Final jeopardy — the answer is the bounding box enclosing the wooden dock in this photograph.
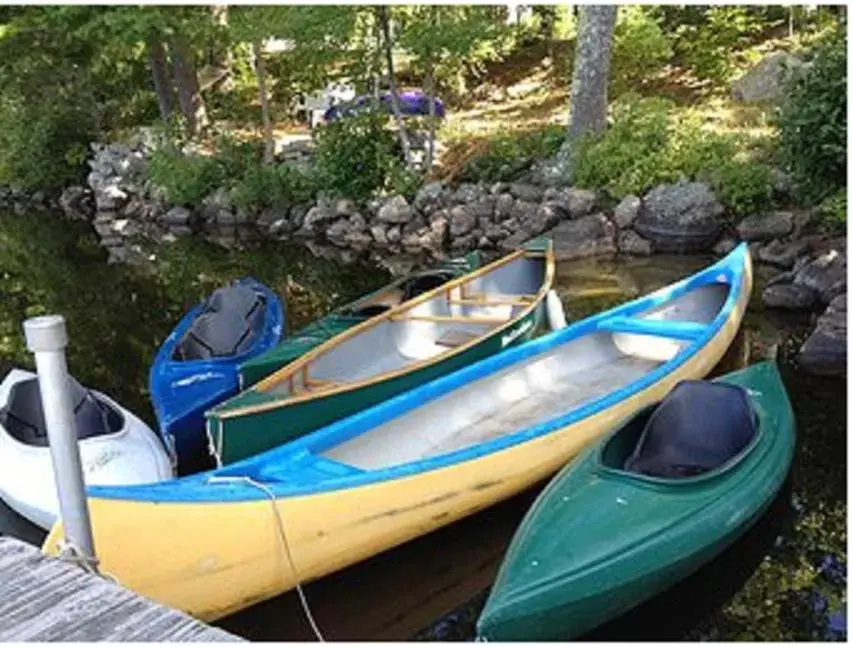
[0,538,243,642]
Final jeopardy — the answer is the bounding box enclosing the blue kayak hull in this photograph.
[149,278,284,470]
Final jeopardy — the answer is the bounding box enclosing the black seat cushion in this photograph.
[623,380,757,478]
[401,270,455,301]
[175,283,267,361]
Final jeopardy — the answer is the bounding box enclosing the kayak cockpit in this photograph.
[600,379,760,480]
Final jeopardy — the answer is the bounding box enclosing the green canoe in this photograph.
[477,361,796,641]
[238,251,483,387]
[207,238,555,465]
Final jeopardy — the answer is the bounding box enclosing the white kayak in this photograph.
[0,369,173,529]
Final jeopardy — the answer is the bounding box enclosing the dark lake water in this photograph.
[0,212,846,641]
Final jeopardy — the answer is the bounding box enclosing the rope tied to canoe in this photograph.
[206,475,325,642]
[55,538,120,585]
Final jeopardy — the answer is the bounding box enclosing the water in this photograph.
[0,212,845,641]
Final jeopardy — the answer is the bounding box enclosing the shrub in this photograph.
[572,96,775,217]
[452,124,566,183]
[776,31,846,204]
[148,147,225,208]
[0,96,95,193]
[817,189,847,228]
[230,163,316,211]
[313,110,400,201]
[611,6,673,95]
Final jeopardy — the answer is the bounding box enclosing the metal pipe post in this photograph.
[23,315,96,562]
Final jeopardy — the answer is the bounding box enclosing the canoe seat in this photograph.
[597,316,708,341]
[624,380,757,478]
[230,452,363,486]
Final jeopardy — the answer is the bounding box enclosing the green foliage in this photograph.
[455,124,566,183]
[817,189,847,228]
[776,31,847,204]
[313,111,401,201]
[572,96,774,216]
[230,163,316,211]
[148,147,225,207]
[611,6,673,94]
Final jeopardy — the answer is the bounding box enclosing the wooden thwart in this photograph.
[0,538,242,642]
[446,295,533,307]
[391,314,508,324]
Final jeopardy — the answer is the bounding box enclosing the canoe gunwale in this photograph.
[211,242,555,419]
[92,244,752,504]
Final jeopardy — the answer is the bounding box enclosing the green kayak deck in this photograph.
[477,361,796,641]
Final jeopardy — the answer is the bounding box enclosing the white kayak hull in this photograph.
[0,369,173,529]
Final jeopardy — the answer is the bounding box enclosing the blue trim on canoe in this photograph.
[596,316,708,341]
[148,277,285,463]
[96,244,748,503]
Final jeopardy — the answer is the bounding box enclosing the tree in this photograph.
[569,5,617,140]
[377,6,413,169]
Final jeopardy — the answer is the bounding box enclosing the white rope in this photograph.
[207,475,325,642]
[55,539,120,585]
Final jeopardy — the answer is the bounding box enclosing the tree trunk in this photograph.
[424,7,439,172]
[252,39,275,165]
[378,6,413,170]
[568,5,617,141]
[148,35,175,125]
[170,34,209,136]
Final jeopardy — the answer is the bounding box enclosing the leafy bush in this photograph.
[148,147,225,207]
[0,97,96,193]
[572,96,774,217]
[776,31,846,204]
[611,7,673,94]
[452,124,566,183]
[313,111,400,201]
[230,163,316,211]
[817,189,847,228]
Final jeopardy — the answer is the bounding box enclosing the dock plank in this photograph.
[0,538,243,642]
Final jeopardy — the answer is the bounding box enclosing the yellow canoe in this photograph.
[43,244,752,622]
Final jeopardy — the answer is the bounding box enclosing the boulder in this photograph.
[377,195,413,224]
[449,205,478,237]
[370,224,389,248]
[730,52,804,104]
[58,186,93,221]
[300,203,338,234]
[543,187,597,219]
[413,181,445,211]
[163,206,193,227]
[756,238,811,269]
[548,213,617,261]
[619,230,653,256]
[793,249,847,304]
[344,230,373,252]
[453,183,482,204]
[334,198,358,218]
[798,294,847,377]
[613,195,641,229]
[326,219,352,247]
[494,194,515,222]
[736,211,794,241]
[509,183,544,203]
[762,284,818,310]
[713,238,738,256]
[634,181,724,253]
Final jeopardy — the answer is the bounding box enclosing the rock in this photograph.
[756,238,811,269]
[95,184,129,212]
[510,183,544,203]
[164,206,193,227]
[731,52,805,104]
[344,230,373,252]
[548,213,617,261]
[215,210,236,227]
[762,283,818,310]
[509,199,538,224]
[387,225,402,244]
[335,199,358,217]
[326,219,352,247]
[490,182,511,195]
[58,186,92,220]
[613,195,641,229]
[713,238,738,256]
[737,211,794,241]
[619,230,653,256]
[428,214,449,250]
[771,168,794,196]
[289,204,309,230]
[634,181,724,253]
[370,224,389,248]
[377,195,413,224]
[793,249,847,304]
[301,203,338,234]
[798,294,847,376]
[494,194,515,221]
[402,214,427,236]
[450,232,479,253]
[414,181,445,210]
[469,196,496,222]
[111,218,140,238]
[348,212,367,231]
[449,205,478,237]
[543,187,597,219]
[453,183,482,204]
[483,224,508,242]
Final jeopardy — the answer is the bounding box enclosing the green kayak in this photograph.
[477,361,796,641]
[237,251,483,387]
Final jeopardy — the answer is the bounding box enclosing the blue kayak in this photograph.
[149,278,284,471]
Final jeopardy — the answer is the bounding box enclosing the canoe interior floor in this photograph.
[323,354,660,470]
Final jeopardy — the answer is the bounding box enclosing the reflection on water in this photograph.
[0,214,845,641]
